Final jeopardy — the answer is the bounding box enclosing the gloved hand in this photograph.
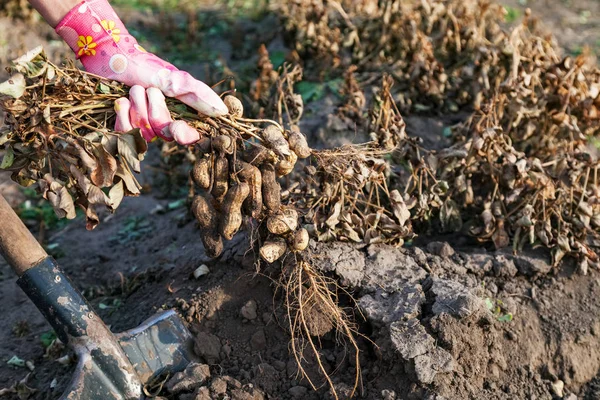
[55,0,227,145]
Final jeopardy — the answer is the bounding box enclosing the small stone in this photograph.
[210,377,227,395]
[250,329,267,351]
[193,265,210,279]
[194,332,222,364]
[222,344,232,357]
[564,394,577,400]
[381,389,397,400]
[426,242,455,258]
[550,380,564,398]
[288,386,308,398]
[241,300,258,320]
[166,363,211,394]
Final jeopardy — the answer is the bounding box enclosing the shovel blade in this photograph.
[116,310,195,383]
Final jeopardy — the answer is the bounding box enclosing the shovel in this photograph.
[0,193,195,399]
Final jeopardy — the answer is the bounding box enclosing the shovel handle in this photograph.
[0,193,48,276]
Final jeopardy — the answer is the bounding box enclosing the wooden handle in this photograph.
[0,194,48,276]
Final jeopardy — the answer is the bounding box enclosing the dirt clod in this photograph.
[165,363,210,394]
[240,300,258,320]
[430,278,485,319]
[390,319,435,360]
[359,285,424,326]
[426,242,455,258]
[250,329,267,351]
[193,332,222,364]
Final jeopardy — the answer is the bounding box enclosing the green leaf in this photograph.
[269,51,286,69]
[497,313,513,323]
[167,199,186,210]
[98,83,111,94]
[485,298,494,311]
[98,303,108,310]
[7,355,26,367]
[1,146,15,169]
[40,331,57,348]
[295,81,326,103]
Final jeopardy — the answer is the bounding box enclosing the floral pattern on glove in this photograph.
[77,35,97,56]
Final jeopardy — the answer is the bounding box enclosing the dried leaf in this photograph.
[390,189,410,226]
[117,129,147,174]
[90,144,117,187]
[0,74,26,99]
[108,180,125,210]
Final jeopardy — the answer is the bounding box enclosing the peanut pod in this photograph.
[196,137,212,154]
[243,145,277,166]
[290,228,309,252]
[212,156,229,202]
[191,157,211,190]
[262,125,291,158]
[275,151,298,177]
[191,193,223,258]
[266,208,298,235]
[260,237,287,263]
[224,95,244,118]
[235,160,263,219]
[219,182,250,240]
[287,127,311,159]
[261,164,281,212]
[212,134,235,155]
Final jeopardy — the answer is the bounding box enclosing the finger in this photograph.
[128,85,156,142]
[114,97,133,132]
[155,70,228,117]
[169,120,200,145]
[147,87,174,141]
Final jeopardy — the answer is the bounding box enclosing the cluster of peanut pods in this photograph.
[190,96,311,260]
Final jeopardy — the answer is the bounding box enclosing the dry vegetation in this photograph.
[2,0,600,397]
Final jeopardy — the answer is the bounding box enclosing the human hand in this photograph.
[55,0,227,144]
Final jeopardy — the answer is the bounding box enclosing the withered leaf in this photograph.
[117,129,147,174]
[90,144,117,187]
[115,161,141,196]
[0,74,26,99]
[108,180,125,210]
[325,200,342,229]
[390,189,410,226]
[39,175,76,220]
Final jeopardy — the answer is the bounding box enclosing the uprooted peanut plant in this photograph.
[2,0,600,397]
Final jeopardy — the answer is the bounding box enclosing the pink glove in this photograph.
[55,0,227,144]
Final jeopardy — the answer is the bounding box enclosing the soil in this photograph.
[2,1,600,400]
